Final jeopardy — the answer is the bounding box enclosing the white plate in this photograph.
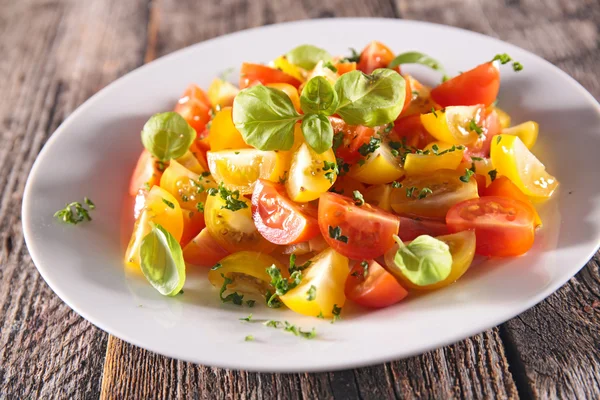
[22,18,600,372]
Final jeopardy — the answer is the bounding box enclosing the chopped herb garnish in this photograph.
[214,183,248,212]
[353,190,365,206]
[512,62,523,71]
[341,47,360,63]
[196,202,205,212]
[54,200,95,225]
[84,197,95,210]
[234,151,240,155]
[332,304,342,323]
[156,161,166,172]
[384,123,394,133]
[289,254,312,274]
[207,187,218,196]
[332,132,344,151]
[181,194,189,202]
[264,320,281,328]
[352,260,369,278]
[323,160,339,183]
[460,163,476,183]
[278,171,288,184]
[418,187,433,199]
[392,181,402,189]
[211,262,222,270]
[488,169,498,181]
[245,335,254,341]
[335,157,350,176]
[470,156,483,161]
[406,186,417,198]
[358,136,381,157]
[162,198,175,209]
[246,300,256,308]
[469,119,484,135]
[492,53,512,64]
[496,136,502,144]
[324,61,338,72]
[266,265,302,307]
[201,171,211,177]
[284,321,317,339]
[328,226,348,243]
[317,311,325,319]
[306,285,317,301]
[431,107,438,118]
[219,274,245,305]
[240,314,253,322]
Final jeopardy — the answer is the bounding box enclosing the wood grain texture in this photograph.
[0,0,150,397]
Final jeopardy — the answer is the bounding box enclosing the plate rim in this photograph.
[22,17,600,372]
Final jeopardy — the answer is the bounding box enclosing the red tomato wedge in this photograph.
[357,41,396,74]
[398,216,450,242]
[463,108,501,160]
[174,84,212,136]
[252,179,320,245]
[330,117,376,165]
[446,196,535,257]
[239,63,301,89]
[345,260,408,309]
[128,150,163,196]
[335,62,357,75]
[393,114,436,149]
[484,176,542,226]
[318,192,400,260]
[182,228,229,267]
[431,62,500,107]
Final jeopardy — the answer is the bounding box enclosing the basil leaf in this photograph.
[300,76,339,116]
[334,69,406,127]
[388,51,445,73]
[140,223,186,296]
[141,112,196,161]
[286,44,332,70]
[392,235,452,286]
[301,114,334,154]
[232,85,301,151]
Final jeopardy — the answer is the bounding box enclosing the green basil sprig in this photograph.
[286,44,332,70]
[392,235,452,286]
[140,223,186,296]
[300,76,339,115]
[232,85,302,151]
[388,51,445,74]
[141,112,196,161]
[335,69,406,127]
[233,70,405,154]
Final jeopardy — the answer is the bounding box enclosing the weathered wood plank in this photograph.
[0,0,150,397]
[100,0,517,398]
[398,0,600,398]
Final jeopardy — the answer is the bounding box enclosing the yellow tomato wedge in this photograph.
[363,184,393,211]
[501,121,539,149]
[280,248,349,318]
[404,141,464,176]
[160,160,216,211]
[279,123,305,173]
[204,191,277,253]
[208,107,251,152]
[348,141,404,184]
[420,105,485,145]
[207,251,284,297]
[490,135,558,198]
[266,83,301,113]
[125,186,184,272]
[207,78,239,109]
[491,106,511,129]
[270,56,305,82]
[286,143,336,202]
[384,231,476,290]
[175,151,206,175]
[207,149,286,195]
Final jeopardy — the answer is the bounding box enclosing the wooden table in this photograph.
[1,0,599,398]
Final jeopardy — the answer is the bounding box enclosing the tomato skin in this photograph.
[474,174,488,195]
[239,63,302,89]
[431,62,499,107]
[318,192,400,260]
[252,179,320,245]
[182,228,229,267]
[398,216,449,242]
[446,196,535,257]
[180,209,206,247]
[393,115,435,149]
[174,84,212,136]
[330,117,375,165]
[357,41,396,74]
[335,62,357,75]
[345,260,408,309]
[129,150,163,196]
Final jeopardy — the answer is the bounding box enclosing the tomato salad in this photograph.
[124,42,558,319]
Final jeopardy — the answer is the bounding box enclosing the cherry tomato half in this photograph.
[431,62,500,107]
[318,192,400,260]
[128,150,163,196]
[174,84,212,136]
[330,117,375,165]
[252,179,320,245]
[345,260,408,309]
[357,41,396,74]
[397,216,450,242]
[484,176,542,226]
[239,63,301,89]
[446,196,535,257]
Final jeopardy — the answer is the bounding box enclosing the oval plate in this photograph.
[22,18,600,372]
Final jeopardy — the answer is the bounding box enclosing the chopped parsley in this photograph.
[212,183,248,212]
[469,119,484,135]
[332,304,342,323]
[384,123,394,133]
[352,190,365,206]
[219,274,245,306]
[306,285,317,301]
[196,202,205,212]
[406,186,417,198]
[278,171,288,184]
[418,188,433,199]
[264,320,281,328]
[492,53,512,64]
[284,321,316,339]
[317,311,325,319]
[162,198,175,209]
[431,107,438,118]
[323,160,339,183]
[246,300,256,308]
[201,171,211,177]
[324,61,338,72]
[266,265,302,307]
[156,161,166,172]
[289,254,312,274]
[54,199,95,225]
[488,169,498,181]
[211,262,222,270]
[240,314,253,322]
[352,260,369,278]
[358,136,381,157]
[328,226,348,243]
[496,136,502,144]
[391,181,402,189]
[460,163,476,183]
[512,61,523,71]
[470,156,484,161]
[336,157,350,176]
[332,132,344,151]
[340,47,360,63]
[245,335,254,341]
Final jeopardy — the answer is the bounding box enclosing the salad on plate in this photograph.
[115,41,558,323]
